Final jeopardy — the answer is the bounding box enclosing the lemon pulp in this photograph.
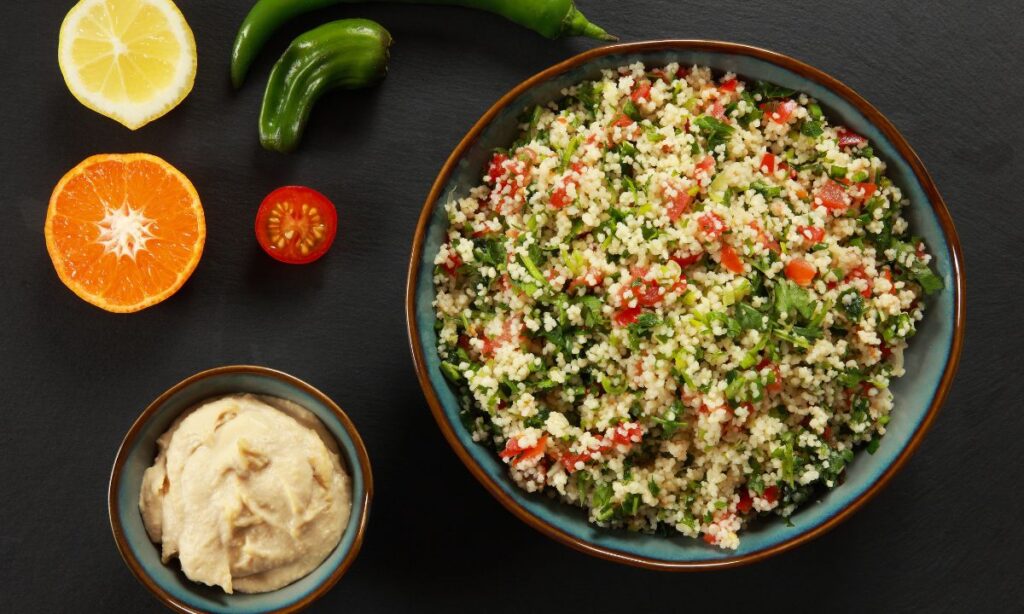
[58,0,196,130]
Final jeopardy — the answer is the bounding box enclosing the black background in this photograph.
[2,1,1022,612]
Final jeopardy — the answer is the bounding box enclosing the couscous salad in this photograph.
[432,63,942,549]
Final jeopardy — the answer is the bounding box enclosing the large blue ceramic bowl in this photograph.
[407,41,964,569]
[108,366,373,612]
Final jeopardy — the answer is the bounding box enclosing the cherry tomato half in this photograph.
[255,186,338,264]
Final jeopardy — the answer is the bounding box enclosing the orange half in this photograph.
[45,153,205,313]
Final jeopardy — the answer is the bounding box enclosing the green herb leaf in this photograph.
[838,368,866,389]
[801,120,823,137]
[753,81,796,100]
[838,288,864,320]
[773,280,815,321]
[440,361,462,383]
[693,115,735,150]
[645,126,666,142]
[578,295,608,329]
[575,82,600,112]
[911,261,944,295]
[623,99,642,121]
[750,180,782,199]
[648,478,661,497]
[735,302,768,331]
[560,135,582,171]
[519,251,549,287]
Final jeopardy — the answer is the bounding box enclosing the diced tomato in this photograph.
[664,181,693,221]
[667,193,692,221]
[614,305,642,326]
[719,78,738,93]
[611,422,643,446]
[695,155,716,176]
[763,486,780,504]
[480,335,498,356]
[566,270,603,294]
[549,162,585,209]
[550,186,572,209]
[560,452,591,473]
[737,490,753,513]
[697,212,727,240]
[837,128,866,148]
[470,223,499,238]
[676,66,689,78]
[749,221,780,253]
[762,99,797,124]
[670,276,688,295]
[797,225,825,244]
[499,436,547,466]
[816,180,849,212]
[845,266,873,298]
[480,319,523,357]
[515,436,547,465]
[441,249,462,277]
[487,153,508,181]
[612,114,635,128]
[719,244,745,274]
[757,359,783,393]
[777,161,798,181]
[486,152,530,214]
[784,258,816,286]
[879,343,893,360]
[670,251,703,268]
[498,438,521,459]
[823,426,833,441]
[759,152,776,175]
[709,100,725,120]
[854,182,877,201]
[636,280,664,307]
[562,425,640,472]
[620,271,664,308]
[631,80,652,103]
[703,532,717,545]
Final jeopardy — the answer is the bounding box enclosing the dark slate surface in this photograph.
[2,1,1020,611]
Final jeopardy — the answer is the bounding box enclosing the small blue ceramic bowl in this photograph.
[406,41,965,569]
[109,366,373,612]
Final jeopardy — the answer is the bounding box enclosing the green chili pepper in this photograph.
[259,19,392,153]
[231,0,616,88]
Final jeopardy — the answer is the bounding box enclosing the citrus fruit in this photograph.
[44,154,206,313]
[57,0,197,130]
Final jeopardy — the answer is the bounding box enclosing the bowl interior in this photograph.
[112,369,369,613]
[412,45,959,565]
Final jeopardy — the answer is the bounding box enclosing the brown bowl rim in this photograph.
[405,39,965,570]
[107,365,374,612]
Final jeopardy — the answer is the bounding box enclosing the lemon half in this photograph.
[58,0,197,130]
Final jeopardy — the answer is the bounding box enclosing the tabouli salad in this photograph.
[431,62,942,549]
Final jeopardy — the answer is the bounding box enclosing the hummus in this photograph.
[139,394,351,594]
